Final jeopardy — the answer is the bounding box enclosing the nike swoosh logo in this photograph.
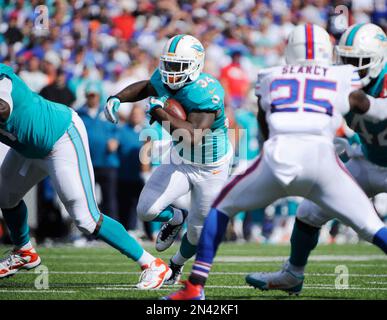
[9,256,31,269]
[209,89,215,94]
[10,262,26,270]
[268,282,286,289]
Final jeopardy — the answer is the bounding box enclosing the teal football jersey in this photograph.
[0,64,72,158]
[345,63,387,167]
[150,69,229,164]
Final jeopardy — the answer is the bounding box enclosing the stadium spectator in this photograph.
[352,0,374,23]
[69,66,104,108]
[112,4,136,40]
[3,12,23,45]
[19,55,48,92]
[78,82,120,219]
[42,51,61,85]
[40,69,76,107]
[219,50,250,109]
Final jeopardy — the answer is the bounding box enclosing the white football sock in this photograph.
[136,250,155,268]
[18,241,33,251]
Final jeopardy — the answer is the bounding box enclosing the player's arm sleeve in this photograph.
[350,69,362,91]
[338,66,363,115]
[255,70,270,112]
[362,95,387,121]
[257,99,269,148]
[0,76,13,113]
[255,72,263,97]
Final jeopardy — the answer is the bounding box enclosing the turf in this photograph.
[0,242,386,300]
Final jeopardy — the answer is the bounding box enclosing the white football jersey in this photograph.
[255,64,362,140]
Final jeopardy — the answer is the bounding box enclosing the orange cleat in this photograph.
[136,258,172,290]
[162,280,205,300]
[0,247,41,279]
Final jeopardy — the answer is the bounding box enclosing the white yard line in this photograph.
[0,289,76,293]
[94,285,387,291]
[16,271,387,277]
[305,273,387,278]
[303,286,387,291]
[39,254,387,262]
[34,261,385,268]
[215,255,387,262]
[2,284,385,292]
[1,284,385,293]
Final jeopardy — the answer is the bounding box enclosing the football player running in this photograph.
[0,63,171,289]
[163,23,387,300]
[243,23,387,296]
[105,34,232,285]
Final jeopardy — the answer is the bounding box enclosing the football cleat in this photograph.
[0,247,41,279]
[136,258,172,290]
[245,261,304,295]
[164,260,184,285]
[156,209,188,252]
[161,280,205,300]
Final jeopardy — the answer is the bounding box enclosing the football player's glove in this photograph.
[147,95,169,125]
[104,96,121,124]
[147,95,169,113]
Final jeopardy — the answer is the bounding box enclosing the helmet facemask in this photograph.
[336,22,386,87]
[335,46,384,86]
[159,55,202,90]
[159,34,205,90]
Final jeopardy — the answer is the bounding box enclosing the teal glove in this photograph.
[348,132,362,146]
[104,96,121,124]
[147,95,169,113]
[147,95,169,125]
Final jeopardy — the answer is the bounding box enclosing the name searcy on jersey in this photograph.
[281,65,328,77]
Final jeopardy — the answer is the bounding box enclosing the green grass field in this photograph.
[0,242,386,300]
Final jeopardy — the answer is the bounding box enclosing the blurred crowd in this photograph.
[0,0,386,246]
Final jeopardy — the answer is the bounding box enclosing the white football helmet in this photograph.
[285,23,333,66]
[336,23,386,86]
[159,34,205,90]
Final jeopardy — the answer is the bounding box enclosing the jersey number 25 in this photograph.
[270,79,337,116]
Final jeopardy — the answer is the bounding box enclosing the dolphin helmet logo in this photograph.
[191,44,204,52]
[375,34,386,42]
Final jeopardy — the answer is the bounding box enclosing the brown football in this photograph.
[164,98,187,121]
